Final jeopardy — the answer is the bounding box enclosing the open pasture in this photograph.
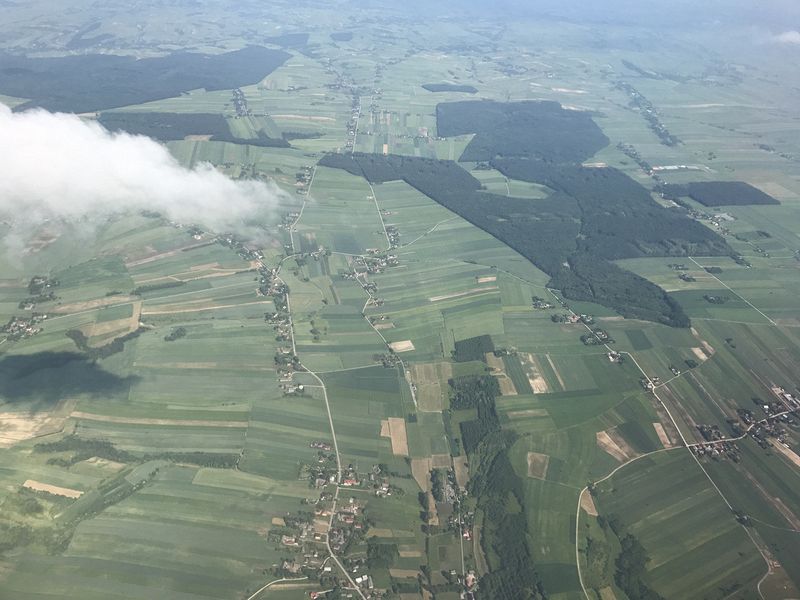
[593,451,765,600]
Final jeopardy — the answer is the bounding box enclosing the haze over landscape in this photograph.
[0,2,799,600]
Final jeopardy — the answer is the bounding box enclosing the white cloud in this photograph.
[0,105,285,234]
[773,30,800,44]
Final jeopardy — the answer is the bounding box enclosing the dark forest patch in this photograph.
[98,112,289,147]
[264,33,309,48]
[435,100,608,163]
[454,335,495,362]
[422,83,478,94]
[662,181,779,207]
[330,32,354,42]
[319,152,731,327]
[0,46,290,113]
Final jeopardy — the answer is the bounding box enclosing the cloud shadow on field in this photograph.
[0,352,137,406]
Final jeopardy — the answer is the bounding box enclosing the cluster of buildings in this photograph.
[616,142,653,175]
[1,313,47,341]
[694,424,741,461]
[279,211,302,232]
[305,443,338,488]
[693,386,799,458]
[19,275,59,310]
[372,352,401,369]
[295,166,313,196]
[346,96,361,151]
[531,296,555,310]
[257,262,297,389]
[216,233,264,262]
[361,250,399,275]
[322,59,362,152]
[615,80,680,147]
[581,327,612,346]
[745,389,799,450]
[231,88,250,117]
[639,376,660,392]
[551,312,594,325]
[384,225,400,249]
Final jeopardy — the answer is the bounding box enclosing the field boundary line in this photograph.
[688,257,776,326]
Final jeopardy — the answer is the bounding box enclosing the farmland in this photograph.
[1,1,800,599]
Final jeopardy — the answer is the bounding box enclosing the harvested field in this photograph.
[596,429,638,462]
[124,242,209,267]
[387,417,409,456]
[390,569,421,578]
[70,411,248,428]
[411,457,432,491]
[0,399,74,448]
[81,457,125,471]
[428,286,497,303]
[486,353,517,395]
[141,299,270,315]
[271,114,335,122]
[271,517,286,527]
[546,354,566,389]
[411,362,451,412]
[51,296,136,313]
[476,275,497,283]
[496,376,517,395]
[374,322,395,330]
[453,456,469,488]
[690,327,715,358]
[773,443,800,469]
[367,528,394,538]
[599,587,618,600]
[653,422,675,448]
[580,491,598,516]
[521,353,549,393]
[268,582,316,592]
[431,454,451,469]
[426,492,439,527]
[527,452,550,479]
[313,519,329,534]
[23,480,82,499]
[388,340,415,353]
[399,550,423,558]
[507,409,548,418]
[84,301,142,340]
[25,229,60,253]
[485,352,504,372]
[474,512,489,576]
[379,419,391,437]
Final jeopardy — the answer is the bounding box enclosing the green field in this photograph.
[2,2,800,599]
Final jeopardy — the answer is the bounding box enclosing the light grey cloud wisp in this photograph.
[772,30,800,44]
